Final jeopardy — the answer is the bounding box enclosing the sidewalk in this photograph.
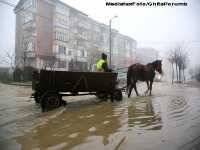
[7,81,32,86]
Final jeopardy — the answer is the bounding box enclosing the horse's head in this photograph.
[155,60,162,74]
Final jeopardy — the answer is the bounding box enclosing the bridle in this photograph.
[155,64,161,72]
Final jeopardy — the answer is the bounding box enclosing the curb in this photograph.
[5,82,32,87]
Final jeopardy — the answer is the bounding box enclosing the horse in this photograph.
[126,60,162,98]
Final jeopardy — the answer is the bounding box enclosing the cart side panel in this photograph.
[36,70,118,93]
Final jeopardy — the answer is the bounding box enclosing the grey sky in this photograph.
[0,0,200,67]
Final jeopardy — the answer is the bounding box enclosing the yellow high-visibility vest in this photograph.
[97,59,106,69]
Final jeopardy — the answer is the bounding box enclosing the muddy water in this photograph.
[0,82,200,150]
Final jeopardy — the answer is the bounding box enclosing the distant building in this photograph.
[0,67,13,78]
[14,0,137,71]
[136,47,158,64]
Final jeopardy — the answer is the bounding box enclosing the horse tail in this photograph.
[125,66,133,95]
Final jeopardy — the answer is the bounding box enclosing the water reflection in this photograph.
[127,98,162,130]
[16,102,122,149]
[15,95,162,149]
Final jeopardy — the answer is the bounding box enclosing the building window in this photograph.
[24,13,36,23]
[53,32,69,42]
[75,28,87,36]
[85,43,91,49]
[53,45,73,56]
[87,34,92,40]
[80,50,84,57]
[24,0,37,9]
[53,45,66,54]
[24,42,35,51]
[54,18,69,29]
[59,46,66,54]
[58,61,66,68]
[77,40,87,47]
[76,50,87,57]
[93,26,101,33]
[126,44,131,50]
[102,45,109,52]
[113,40,118,46]
[93,35,99,42]
[103,36,109,43]
[55,5,69,17]
[87,23,91,29]
[68,50,72,56]
[125,51,131,57]
[43,60,49,67]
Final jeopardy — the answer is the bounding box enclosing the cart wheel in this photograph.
[113,89,123,101]
[34,92,41,103]
[41,91,62,112]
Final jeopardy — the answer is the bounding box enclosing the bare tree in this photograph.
[165,41,190,83]
[176,43,190,82]
[42,53,59,70]
[0,51,15,69]
[166,47,175,84]
[49,54,58,70]
[87,50,101,71]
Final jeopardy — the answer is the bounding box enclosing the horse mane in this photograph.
[147,60,159,68]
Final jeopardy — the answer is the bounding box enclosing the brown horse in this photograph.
[126,60,162,98]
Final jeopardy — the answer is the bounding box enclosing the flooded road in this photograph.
[0,81,200,150]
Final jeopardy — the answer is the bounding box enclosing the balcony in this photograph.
[54,13,69,20]
[76,45,87,51]
[75,21,87,29]
[75,56,87,62]
[55,54,72,60]
[26,51,36,58]
[76,33,87,40]
[23,22,36,33]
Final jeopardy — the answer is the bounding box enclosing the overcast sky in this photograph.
[0,0,200,67]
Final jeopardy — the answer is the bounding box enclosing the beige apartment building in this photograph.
[136,47,158,65]
[14,0,137,71]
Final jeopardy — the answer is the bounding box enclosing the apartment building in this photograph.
[136,47,158,64]
[14,0,137,71]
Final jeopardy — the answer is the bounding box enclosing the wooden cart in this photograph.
[31,69,123,111]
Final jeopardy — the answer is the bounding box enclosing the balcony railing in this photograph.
[26,51,36,58]
[76,33,87,40]
[75,56,87,62]
[55,53,72,60]
[75,21,87,29]
[23,22,36,32]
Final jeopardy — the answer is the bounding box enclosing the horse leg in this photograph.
[145,81,150,94]
[128,84,134,98]
[149,80,153,96]
[133,81,139,96]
